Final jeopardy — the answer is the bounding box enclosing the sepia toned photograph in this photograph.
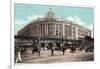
[14,3,94,64]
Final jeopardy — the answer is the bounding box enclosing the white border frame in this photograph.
[10,0,95,69]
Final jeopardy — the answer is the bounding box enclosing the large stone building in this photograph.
[18,8,91,40]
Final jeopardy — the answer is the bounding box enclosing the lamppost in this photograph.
[61,34,63,48]
[61,22,66,55]
[74,38,76,52]
[38,37,41,56]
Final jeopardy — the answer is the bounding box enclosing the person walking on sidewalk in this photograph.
[38,47,41,56]
[62,46,66,55]
[16,51,22,63]
[51,46,55,56]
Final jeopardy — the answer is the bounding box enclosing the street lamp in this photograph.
[61,22,66,55]
[38,37,41,56]
[61,34,63,47]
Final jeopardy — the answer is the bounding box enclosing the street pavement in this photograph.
[20,50,94,63]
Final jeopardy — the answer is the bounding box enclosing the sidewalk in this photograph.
[20,50,94,63]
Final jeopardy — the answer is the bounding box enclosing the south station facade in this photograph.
[15,8,91,52]
[18,8,91,39]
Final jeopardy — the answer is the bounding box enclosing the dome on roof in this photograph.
[45,8,56,19]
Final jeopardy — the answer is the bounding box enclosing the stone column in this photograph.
[45,24,46,36]
[76,26,78,40]
[55,24,56,36]
[58,24,59,37]
[53,41,56,48]
[42,24,43,36]
[53,24,55,36]
[63,24,65,38]
[47,24,48,36]
[45,41,48,50]
[71,23,73,39]
[41,24,42,36]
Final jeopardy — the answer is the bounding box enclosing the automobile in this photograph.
[85,46,94,52]
[55,47,60,50]
[70,46,76,53]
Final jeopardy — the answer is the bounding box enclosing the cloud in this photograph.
[15,19,29,25]
[66,16,93,37]
[15,15,44,35]
[66,16,86,26]
[15,19,30,35]
[27,15,44,21]
[88,24,94,37]
[88,24,93,31]
[66,16,74,21]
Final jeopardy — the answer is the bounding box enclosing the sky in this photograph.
[15,3,94,37]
